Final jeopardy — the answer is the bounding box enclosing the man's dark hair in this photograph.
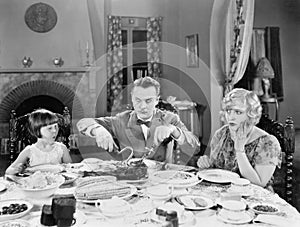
[132,76,160,95]
[28,108,58,138]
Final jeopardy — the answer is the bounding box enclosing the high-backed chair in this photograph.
[8,107,71,164]
[256,114,295,204]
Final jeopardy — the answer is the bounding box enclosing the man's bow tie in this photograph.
[137,119,151,127]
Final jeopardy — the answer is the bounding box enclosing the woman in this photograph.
[197,88,281,188]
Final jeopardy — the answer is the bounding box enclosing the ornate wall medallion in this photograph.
[24,2,57,33]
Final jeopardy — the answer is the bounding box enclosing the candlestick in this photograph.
[85,41,90,67]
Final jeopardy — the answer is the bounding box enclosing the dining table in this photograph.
[0,160,300,227]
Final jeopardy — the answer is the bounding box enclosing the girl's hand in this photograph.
[197,155,211,169]
[6,163,25,175]
[231,121,252,151]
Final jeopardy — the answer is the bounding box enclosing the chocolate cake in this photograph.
[52,197,76,220]
[40,204,56,226]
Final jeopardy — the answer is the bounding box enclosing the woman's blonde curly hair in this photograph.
[220,88,262,125]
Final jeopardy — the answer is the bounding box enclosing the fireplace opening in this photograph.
[15,95,65,117]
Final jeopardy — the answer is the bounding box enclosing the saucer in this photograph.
[217,210,254,224]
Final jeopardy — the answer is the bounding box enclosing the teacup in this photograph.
[219,200,247,221]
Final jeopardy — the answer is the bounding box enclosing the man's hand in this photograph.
[153,125,178,145]
[93,126,116,152]
[197,155,211,169]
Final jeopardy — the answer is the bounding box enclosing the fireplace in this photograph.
[0,69,97,139]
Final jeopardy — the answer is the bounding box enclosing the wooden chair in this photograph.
[8,107,71,164]
[256,114,295,204]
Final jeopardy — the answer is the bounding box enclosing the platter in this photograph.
[249,203,279,215]
[0,199,33,221]
[149,170,199,187]
[175,195,215,210]
[197,169,240,183]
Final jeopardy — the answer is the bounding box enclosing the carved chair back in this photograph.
[8,107,71,164]
[256,114,295,204]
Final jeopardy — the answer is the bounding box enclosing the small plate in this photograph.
[0,182,7,192]
[175,195,215,210]
[197,169,240,183]
[217,210,254,224]
[0,199,33,221]
[249,203,280,215]
[150,209,195,225]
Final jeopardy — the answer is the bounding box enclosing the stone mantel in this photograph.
[0,67,95,73]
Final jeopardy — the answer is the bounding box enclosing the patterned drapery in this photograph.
[146,17,162,79]
[210,0,255,95]
[107,15,123,112]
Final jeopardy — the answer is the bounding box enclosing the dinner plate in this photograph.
[217,210,254,225]
[26,164,64,173]
[0,182,7,192]
[76,184,137,204]
[197,169,240,183]
[175,195,215,210]
[0,199,33,221]
[149,170,199,187]
[249,202,280,215]
[0,219,30,227]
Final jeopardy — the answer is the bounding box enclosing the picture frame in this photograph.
[185,34,199,67]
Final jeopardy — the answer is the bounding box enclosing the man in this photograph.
[77,76,199,163]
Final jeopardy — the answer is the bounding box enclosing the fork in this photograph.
[143,144,157,160]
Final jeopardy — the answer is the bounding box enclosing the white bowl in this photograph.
[18,174,64,198]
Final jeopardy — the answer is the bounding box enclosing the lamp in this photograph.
[255,57,275,100]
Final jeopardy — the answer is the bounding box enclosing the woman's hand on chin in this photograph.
[197,155,211,169]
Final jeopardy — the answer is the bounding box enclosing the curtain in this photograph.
[210,0,255,95]
[146,17,162,79]
[107,15,123,112]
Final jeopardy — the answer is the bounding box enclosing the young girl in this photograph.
[6,108,72,175]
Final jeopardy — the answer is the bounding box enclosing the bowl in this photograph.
[96,197,131,218]
[17,172,64,198]
[146,184,172,199]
